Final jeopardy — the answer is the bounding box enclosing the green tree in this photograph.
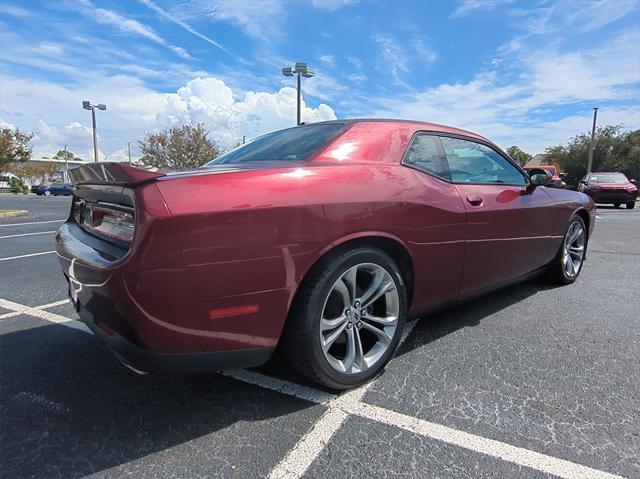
[505,145,532,166]
[0,127,34,173]
[14,162,59,185]
[545,125,640,186]
[53,149,78,162]
[139,123,222,170]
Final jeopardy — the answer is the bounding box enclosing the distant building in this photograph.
[27,157,88,183]
[524,154,549,167]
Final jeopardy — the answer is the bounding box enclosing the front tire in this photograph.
[613,202,621,208]
[627,201,636,209]
[44,190,51,196]
[282,247,407,390]
[548,215,587,285]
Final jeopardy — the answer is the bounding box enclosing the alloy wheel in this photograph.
[319,263,399,375]
[562,221,585,278]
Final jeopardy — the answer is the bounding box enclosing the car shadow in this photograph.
[0,321,318,479]
[394,275,558,359]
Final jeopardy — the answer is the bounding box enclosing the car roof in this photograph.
[310,118,490,143]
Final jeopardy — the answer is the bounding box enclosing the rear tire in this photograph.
[282,247,407,390]
[613,202,621,208]
[627,201,636,209]
[548,215,587,285]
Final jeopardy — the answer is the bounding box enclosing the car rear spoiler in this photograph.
[69,163,166,186]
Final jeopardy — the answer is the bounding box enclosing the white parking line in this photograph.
[267,319,417,479]
[0,298,89,333]
[349,402,624,479]
[0,298,629,479]
[0,230,56,239]
[0,250,56,262]
[0,219,65,227]
[0,299,69,320]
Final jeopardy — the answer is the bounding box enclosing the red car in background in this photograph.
[578,172,638,209]
[523,165,566,188]
[56,120,595,389]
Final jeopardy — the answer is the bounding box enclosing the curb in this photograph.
[0,210,29,219]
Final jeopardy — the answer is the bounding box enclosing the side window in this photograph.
[440,136,527,185]
[403,134,450,181]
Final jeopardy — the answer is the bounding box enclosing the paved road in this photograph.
[1,193,639,478]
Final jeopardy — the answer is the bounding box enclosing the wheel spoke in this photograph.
[565,253,575,276]
[343,327,356,372]
[363,313,398,326]
[332,280,351,308]
[568,224,583,245]
[322,321,348,351]
[360,321,393,345]
[359,269,384,306]
[361,276,395,308]
[341,266,358,304]
[353,327,365,371]
[321,314,348,332]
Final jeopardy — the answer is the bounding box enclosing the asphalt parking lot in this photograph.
[1,193,639,479]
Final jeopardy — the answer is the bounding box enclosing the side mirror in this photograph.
[528,168,550,186]
[559,172,567,179]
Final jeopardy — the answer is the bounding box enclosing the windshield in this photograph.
[589,173,629,184]
[206,123,345,166]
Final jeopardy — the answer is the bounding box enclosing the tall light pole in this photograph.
[127,141,132,166]
[587,107,598,174]
[63,144,68,182]
[82,101,107,163]
[282,63,315,125]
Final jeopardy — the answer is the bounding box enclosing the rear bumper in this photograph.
[81,310,273,373]
[56,220,279,373]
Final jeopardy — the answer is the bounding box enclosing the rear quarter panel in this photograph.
[155,163,467,316]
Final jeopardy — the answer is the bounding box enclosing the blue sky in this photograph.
[0,0,638,161]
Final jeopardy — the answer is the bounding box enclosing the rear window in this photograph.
[206,123,345,165]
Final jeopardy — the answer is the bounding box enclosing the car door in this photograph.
[401,133,466,308]
[438,135,554,294]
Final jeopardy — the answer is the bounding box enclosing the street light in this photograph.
[82,101,107,163]
[282,62,315,125]
[63,144,68,182]
[127,141,132,166]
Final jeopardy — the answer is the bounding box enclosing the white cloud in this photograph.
[373,35,409,88]
[311,0,360,11]
[76,0,194,60]
[450,0,516,18]
[160,77,336,146]
[371,26,640,153]
[180,0,286,40]
[414,37,437,63]
[1,74,336,157]
[137,0,228,52]
[319,55,335,67]
[0,4,28,17]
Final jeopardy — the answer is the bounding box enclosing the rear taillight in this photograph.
[74,200,135,244]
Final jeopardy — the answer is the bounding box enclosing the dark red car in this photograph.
[57,120,595,389]
[578,172,638,209]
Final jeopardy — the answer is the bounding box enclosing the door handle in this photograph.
[466,194,483,206]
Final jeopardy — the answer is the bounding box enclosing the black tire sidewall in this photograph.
[301,248,407,389]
